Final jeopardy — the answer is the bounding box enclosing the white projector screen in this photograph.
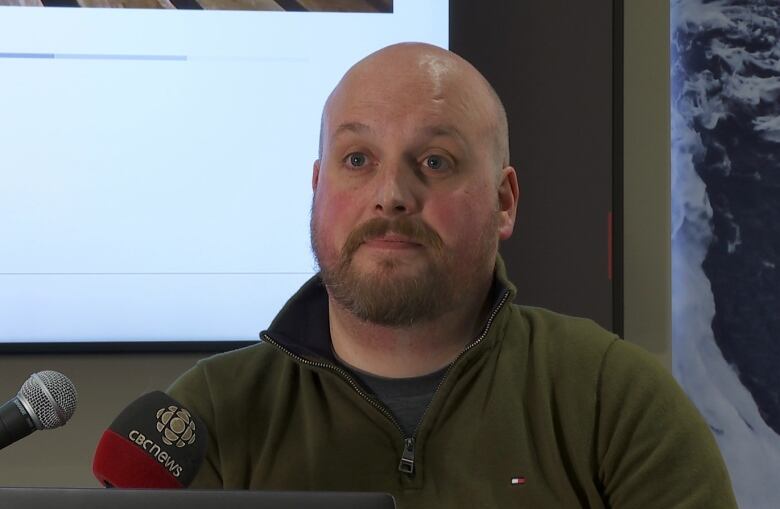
[0,0,448,347]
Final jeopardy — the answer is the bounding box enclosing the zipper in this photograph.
[261,332,408,436]
[262,288,511,477]
[399,437,416,474]
[398,288,512,474]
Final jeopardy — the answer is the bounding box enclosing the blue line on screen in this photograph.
[0,52,186,61]
[55,53,187,61]
[0,53,55,59]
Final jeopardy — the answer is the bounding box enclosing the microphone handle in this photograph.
[0,398,36,450]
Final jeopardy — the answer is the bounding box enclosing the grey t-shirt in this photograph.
[343,363,448,436]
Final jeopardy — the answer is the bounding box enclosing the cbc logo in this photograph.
[155,406,196,448]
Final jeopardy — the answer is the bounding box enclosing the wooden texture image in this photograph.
[0,0,391,11]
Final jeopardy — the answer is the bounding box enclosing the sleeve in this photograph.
[167,363,224,489]
[596,339,738,508]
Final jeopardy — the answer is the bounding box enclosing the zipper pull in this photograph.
[398,437,415,475]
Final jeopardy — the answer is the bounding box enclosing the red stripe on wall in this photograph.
[607,211,613,281]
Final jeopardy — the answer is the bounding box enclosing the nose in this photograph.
[373,162,422,216]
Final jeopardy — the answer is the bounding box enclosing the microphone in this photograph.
[0,370,78,450]
[92,391,207,488]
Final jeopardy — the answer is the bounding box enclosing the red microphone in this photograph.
[92,391,207,488]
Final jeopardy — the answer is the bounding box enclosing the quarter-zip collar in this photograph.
[260,254,517,363]
[260,255,517,479]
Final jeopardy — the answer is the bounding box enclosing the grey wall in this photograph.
[452,0,616,331]
[0,0,672,486]
[623,0,671,367]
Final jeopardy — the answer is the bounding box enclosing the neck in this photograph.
[328,284,493,378]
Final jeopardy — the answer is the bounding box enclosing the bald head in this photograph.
[310,43,520,333]
[318,42,510,170]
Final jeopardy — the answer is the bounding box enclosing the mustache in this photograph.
[340,217,444,260]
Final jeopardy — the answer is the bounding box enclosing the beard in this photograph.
[311,211,498,328]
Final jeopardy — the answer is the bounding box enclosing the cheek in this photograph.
[425,187,496,247]
[313,184,364,254]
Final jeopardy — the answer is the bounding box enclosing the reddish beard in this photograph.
[312,216,455,327]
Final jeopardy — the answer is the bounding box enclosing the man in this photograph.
[168,43,737,508]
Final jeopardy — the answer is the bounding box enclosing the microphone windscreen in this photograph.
[92,391,207,488]
[19,370,78,430]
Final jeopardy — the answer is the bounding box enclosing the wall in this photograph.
[452,0,616,331]
[622,0,671,366]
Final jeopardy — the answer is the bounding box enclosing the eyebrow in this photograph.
[330,122,467,148]
[332,122,374,138]
[416,124,467,146]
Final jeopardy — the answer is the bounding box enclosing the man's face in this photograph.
[311,53,513,327]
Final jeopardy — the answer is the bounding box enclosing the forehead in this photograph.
[322,62,494,145]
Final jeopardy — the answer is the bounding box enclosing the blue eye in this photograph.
[346,152,368,168]
[424,155,447,171]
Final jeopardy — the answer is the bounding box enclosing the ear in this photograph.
[312,159,321,193]
[496,166,519,240]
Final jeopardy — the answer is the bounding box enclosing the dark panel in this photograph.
[450,0,619,331]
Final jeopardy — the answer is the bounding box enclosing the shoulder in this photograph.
[197,341,281,377]
[502,304,621,377]
[510,304,617,345]
[167,341,285,414]
[498,305,679,430]
[503,304,677,403]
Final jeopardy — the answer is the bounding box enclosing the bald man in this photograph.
[169,43,736,508]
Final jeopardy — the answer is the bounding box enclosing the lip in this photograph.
[362,235,423,250]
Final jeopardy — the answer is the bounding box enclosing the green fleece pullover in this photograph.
[167,259,737,508]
